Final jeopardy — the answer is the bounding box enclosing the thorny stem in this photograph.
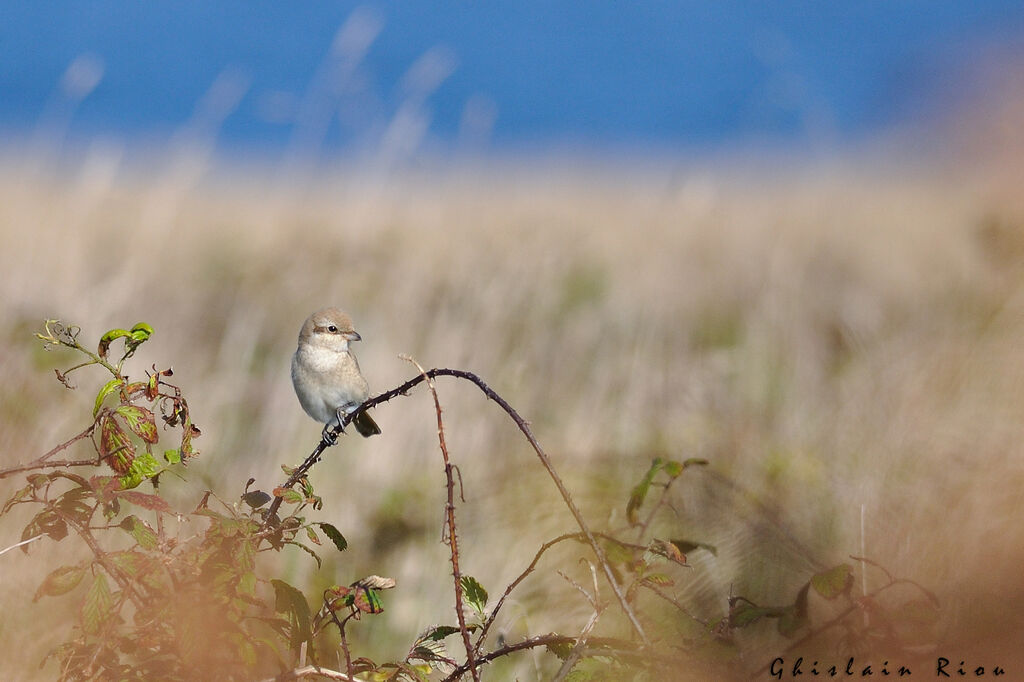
[443,634,675,682]
[0,424,97,479]
[402,356,480,682]
[269,368,649,644]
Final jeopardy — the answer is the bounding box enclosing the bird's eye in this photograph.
[328,325,338,333]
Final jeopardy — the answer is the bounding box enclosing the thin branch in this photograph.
[0,534,43,557]
[0,424,97,479]
[401,356,479,682]
[553,559,605,682]
[474,531,580,653]
[261,664,357,681]
[267,367,648,643]
[444,634,660,682]
[643,583,708,627]
[553,606,604,682]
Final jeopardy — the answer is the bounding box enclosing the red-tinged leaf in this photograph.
[650,538,689,566]
[99,413,135,473]
[180,420,201,459]
[116,490,174,513]
[351,585,384,614]
[325,585,353,611]
[811,564,854,600]
[669,538,717,557]
[122,381,148,401]
[34,564,87,601]
[115,405,158,444]
[89,476,120,502]
[146,373,160,400]
[273,488,303,505]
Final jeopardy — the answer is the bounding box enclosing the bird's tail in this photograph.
[354,411,381,437]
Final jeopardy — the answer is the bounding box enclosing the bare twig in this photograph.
[401,356,479,682]
[553,559,605,682]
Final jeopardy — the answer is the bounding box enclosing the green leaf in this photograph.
[98,328,131,358]
[305,526,321,545]
[421,625,461,642]
[34,564,87,601]
[317,522,348,552]
[641,573,675,587]
[163,449,182,464]
[546,640,574,661]
[729,601,770,628]
[119,515,159,549]
[115,405,159,444]
[778,584,810,637]
[626,457,663,524]
[81,572,113,634]
[93,379,124,418]
[460,576,488,616]
[241,490,272,509]
[130,322,154,340]
[117,454,163,490]
[810,564,854,600]
[271,579,312,652]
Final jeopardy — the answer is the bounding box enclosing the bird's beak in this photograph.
[344,331,362,342]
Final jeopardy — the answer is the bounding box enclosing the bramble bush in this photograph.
[0,320,940,680]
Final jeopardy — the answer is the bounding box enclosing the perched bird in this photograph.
[291,307,381,440]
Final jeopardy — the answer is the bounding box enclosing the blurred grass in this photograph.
[2,138,1024,678]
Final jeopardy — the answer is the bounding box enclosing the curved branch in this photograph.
[267,368,649,644]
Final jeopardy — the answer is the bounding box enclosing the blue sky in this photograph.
[2,2,1023,158]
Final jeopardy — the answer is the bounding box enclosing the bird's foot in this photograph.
[321,423,340,446]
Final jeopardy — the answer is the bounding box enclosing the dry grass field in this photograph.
[2,101,1024,678]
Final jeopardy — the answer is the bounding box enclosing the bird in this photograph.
[291,307,381,441]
